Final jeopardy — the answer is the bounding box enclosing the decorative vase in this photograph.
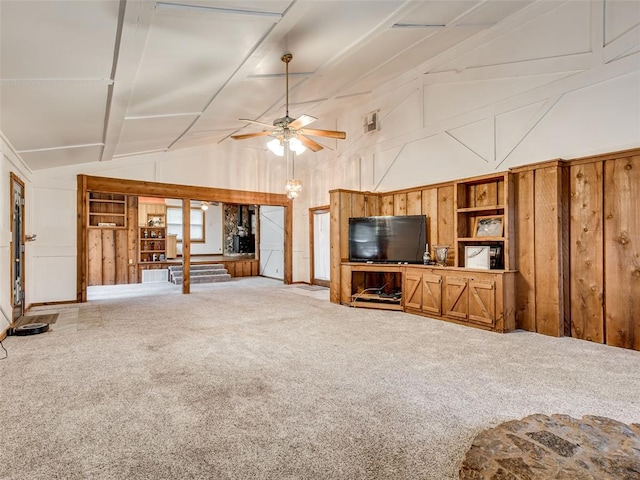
[433,245,450,266]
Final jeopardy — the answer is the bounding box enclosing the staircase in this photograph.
[168,264,232,285]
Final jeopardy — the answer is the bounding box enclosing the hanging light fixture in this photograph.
[284,147,302,199]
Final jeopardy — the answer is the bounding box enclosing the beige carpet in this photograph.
[0,277,638,480]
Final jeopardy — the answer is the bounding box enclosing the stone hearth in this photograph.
[460,414,640,479]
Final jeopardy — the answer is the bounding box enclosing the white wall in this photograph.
[13,2,640,302]
[0,134,32,334]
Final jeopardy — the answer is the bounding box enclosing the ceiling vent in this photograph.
[363,110,380,134]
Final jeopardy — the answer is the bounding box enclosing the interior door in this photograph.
[10,173,26,322]
[259,206,284,280]
[311,208,330,287]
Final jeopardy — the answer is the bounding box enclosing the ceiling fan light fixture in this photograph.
[288,137,306,155]
[267,138,284,156]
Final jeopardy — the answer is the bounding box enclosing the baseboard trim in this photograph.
[28,299,78,309]
[0,328,7,342]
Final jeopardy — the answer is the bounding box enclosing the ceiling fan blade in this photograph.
[239,118,275,128]
[297,128,346,140]
[289,114,317,129]
[231,131,272,140]
[297,134,324,152]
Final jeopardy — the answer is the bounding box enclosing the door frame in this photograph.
[9,172,26,323]
[309,205,330,287]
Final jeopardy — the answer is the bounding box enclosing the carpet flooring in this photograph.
[0,277,638,480]
[14,313,59,329]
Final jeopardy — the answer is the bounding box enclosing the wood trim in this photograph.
[309,205,330,287]
[82,174,289,206]
[77,175,88,302]
[0,328,6,342]
[284,200,293,284]
[9,172,26,321]
[566,146,640,165]
[508,159,566,173]
[27,300,78,308]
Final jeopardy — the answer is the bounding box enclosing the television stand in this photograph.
[342,263,404,311]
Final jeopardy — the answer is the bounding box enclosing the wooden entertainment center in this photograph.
[340,263,515,332]
[332,171,517,333]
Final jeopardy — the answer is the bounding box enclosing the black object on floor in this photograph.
[14,323,50,336]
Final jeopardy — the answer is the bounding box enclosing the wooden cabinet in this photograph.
[443,274,497,327]
[454,172,513,269]
[340,263,403,311]
[402,265,515,332]
[139,227,167,263]
[404,268,442,315]
[88,192,126,228]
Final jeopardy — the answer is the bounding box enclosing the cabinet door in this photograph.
[444,276,468,320]
[404,271,422,310]
[421,274,442,315]
[468,279,496,326]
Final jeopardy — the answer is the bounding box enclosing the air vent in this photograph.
[142,269,169,283]
[363,110,380,134]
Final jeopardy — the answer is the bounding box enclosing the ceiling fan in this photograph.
[231,53,346,153]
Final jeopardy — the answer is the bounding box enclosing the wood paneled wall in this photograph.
[330,147,640,351]
[87,196,138,286]
[511,161,570,337]
[569,151,640,350]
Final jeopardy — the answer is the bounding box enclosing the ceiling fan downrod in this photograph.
[281,53,293,120]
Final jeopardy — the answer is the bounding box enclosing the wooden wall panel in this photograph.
[421,188,439,250]
[339,192,352,261]
[406,191,422,215]
[437,185,454,265]
[101,229,116,285]
[127,196,138,283]
[329,192,342,303]
[513,170,536,331]
[115,230,128,284]
[351,194,365,217]
[533,167,564,337]
[87,229,102,286]
[380,194,394,215]
[393,193,407,215]
[364,194,379,216]
[604,155,640,350]
[570,162,604,343]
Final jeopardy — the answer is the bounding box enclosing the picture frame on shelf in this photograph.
[473,215,504,238]
[465,245,491,269]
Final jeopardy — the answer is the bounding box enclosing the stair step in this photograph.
[168,264,226,272]
[171,274,232,285]
[167,263,232,285]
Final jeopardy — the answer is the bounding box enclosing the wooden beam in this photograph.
[82,175,289,206]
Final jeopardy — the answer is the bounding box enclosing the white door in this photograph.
[313,210,330,286]
[259,206,284,280]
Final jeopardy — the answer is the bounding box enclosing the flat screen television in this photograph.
[348,215,427,264]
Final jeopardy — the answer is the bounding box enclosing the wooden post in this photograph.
[182,198,191,294]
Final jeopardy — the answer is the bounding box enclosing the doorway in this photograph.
[259,206,284,280]
[310,206,330,287]
[10,173,26,323]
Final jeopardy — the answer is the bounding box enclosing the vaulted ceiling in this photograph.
[0,0,631,171]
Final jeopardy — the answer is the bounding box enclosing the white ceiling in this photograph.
[0,0,563,171]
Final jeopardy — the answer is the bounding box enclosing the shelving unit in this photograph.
[139,226,167,263]
[453,172,513,270]
[88,192,126,228]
